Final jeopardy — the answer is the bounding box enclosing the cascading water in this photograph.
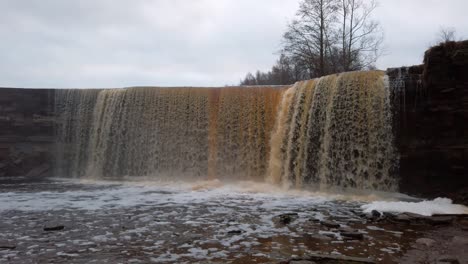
[55,86,285,180]
[268,71,398,191]
[55,71,397,191]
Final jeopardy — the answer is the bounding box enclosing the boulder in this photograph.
[227,230,242,235]
[341,232,364,240]
[289,253,375,263]
[320,220,340,228]
[427,216,453,225]
[278,213,299,225]
[416,238,436,247]
[0,243,16,250]
[44,225,65,231]
[437,255,460,264]
[371,210,381,218]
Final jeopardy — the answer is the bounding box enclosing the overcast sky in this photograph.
[1,0,467,88]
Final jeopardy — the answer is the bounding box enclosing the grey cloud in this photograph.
[0,0,466,88]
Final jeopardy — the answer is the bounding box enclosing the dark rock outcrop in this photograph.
[0,88,55,178]
[43,225,65,232]
[388,40,468,204]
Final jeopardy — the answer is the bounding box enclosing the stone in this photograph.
[371,210,381,218]
[278,213,298,225]
[452,236,468,245]
[382,212,396,219]
[0,244,16,250]
[309,234,332,241]
[437,255,460,264]
[294,253,375,263]
[321,220,340,228]
[341,232,364,240]
[393,214,412,223]
[44,225,65,231]
[416,238,436,247]
[290,261,317,264]
[427,216,453,225]
[393,212,427,223]
[227,230,242,235]
[339,226,356,233]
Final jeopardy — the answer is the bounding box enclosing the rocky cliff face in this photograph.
[389,41,468,203]
[0,88,55,177]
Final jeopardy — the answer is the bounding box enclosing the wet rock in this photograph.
[371,210,381,218]
[382,212,396,219]
[339,226,356,233]
[341,232,364,240]
[44,225,65,231]
[309,234,332,241]
[290,261,317,264]
[290,253,375,263]
[393,214,412,223]
[227,230,242,235]
[416,238,436,247]
[321,220,340,228]
[0,243,16,250]
[452,236,468,245]
[458,219,468,231]
[393,213,425,223]
[437,255,460,264]
[427,216,453,225]
[278,213,299,225]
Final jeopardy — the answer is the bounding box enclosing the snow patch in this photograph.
[361,198,468,216]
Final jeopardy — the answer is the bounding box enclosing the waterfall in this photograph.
[55,71,397,191]
[55,86,285,180]
[268,71,398,191]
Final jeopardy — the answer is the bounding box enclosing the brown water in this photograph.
[55,71,397,192]
[55,86,285,181]
[268,71,397,191]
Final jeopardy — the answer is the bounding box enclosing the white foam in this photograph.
[361,198,468,216]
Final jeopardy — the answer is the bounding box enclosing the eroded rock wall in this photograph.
[389,41,468,203]
[0,88,55,177]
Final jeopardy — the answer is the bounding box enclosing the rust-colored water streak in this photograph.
[56,71,397,192]
[55,86,286,181]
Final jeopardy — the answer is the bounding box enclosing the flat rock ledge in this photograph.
[280,253,375,264]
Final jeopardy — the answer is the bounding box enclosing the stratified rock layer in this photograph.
[389,41,468,203]
[0,88,55,177]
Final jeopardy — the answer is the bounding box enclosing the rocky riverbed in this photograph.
[0,178,466,264]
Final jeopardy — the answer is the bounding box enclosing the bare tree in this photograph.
[437,27,457,43]
[239,0,385,85]
[240,54,300,86]
[282,0,339,78]
[338,0,383,71]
